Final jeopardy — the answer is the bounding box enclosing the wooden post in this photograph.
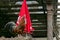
[47,5,54,40]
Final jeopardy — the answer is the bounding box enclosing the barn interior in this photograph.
[0,0,58,38]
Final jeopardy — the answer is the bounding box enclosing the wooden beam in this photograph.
[47,3,54,40]
[46,0,53,5]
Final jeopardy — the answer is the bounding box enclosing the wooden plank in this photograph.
[47,4,54,40]
[0,9,45,12]
[33,27,47,30]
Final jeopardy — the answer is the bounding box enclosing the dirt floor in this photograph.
[0,37,47,40]
[0,34,33,40]
[0,36,57,40]
[0,34,57,40]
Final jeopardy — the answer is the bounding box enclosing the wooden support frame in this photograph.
[47,4,54,40]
